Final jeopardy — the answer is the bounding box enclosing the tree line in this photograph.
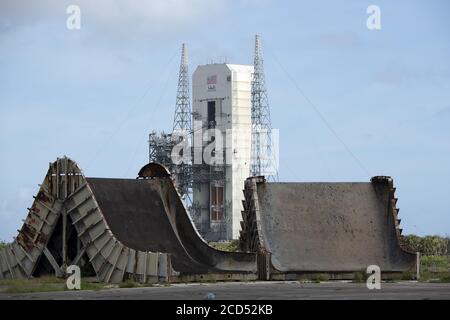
[401,235,450,256]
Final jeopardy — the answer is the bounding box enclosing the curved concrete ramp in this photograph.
[239,176,417,279]
[0,157,255,283]
[87,177,255,274]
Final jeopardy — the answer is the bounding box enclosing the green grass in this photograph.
[80,282,105,291]
[0,276,108,294]
[209,240,240,252]
[118,278,171,288]
[0,276,66,294]
[0,276,171,294]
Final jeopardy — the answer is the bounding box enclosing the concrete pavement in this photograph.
[1,281,449,300]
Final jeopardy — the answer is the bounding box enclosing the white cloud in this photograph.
[86,0,224,23]
[0,0,226,33]
[372,67,444,87]
[0,0,229,53]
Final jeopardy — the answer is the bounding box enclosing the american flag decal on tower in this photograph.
[207,75,217,84]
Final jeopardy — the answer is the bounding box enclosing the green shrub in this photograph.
[419,270,450,283]
[439,274,450,283]
[419,255,450,283]
[352,272,365,283]
[313,274,329,282]
[419,270,432,282]
[421,255,450,270]
[401,235,449,256]
[401,272,413,280]
[426,272,450,283]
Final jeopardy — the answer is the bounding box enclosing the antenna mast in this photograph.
[171,43,192,200]
[251,35,277,180]
[173,43,192,133]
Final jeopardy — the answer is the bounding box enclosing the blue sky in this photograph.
[0,0,449,241]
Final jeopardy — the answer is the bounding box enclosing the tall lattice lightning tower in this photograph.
[171,43,192,200]
[251,35,277,180]
[173,43,192,133]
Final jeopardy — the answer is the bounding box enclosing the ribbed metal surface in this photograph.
[0,157,170,283]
